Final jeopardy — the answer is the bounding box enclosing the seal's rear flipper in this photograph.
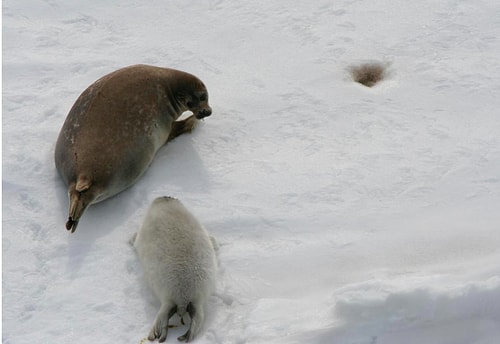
[178,302,203,342]
[148,303,178,342]
[66,178,96,233]
[66,217,79,232]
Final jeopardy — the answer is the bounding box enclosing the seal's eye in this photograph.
[199,93,207,102]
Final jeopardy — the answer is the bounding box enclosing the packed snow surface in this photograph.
[3,1,500,343]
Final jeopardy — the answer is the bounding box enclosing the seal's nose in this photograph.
[196,108,212,119]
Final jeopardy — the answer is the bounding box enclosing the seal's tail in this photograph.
[66,176,96,233]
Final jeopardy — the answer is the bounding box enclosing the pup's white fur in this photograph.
[132,196,217,342]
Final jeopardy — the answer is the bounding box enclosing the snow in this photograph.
[2,0,500,343]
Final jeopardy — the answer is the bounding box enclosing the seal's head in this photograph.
[176,77,212,119]
[188,89,212,119]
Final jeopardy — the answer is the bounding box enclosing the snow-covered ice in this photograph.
[3,1,500,343]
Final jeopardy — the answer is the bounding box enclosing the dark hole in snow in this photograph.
[349,62,388,87]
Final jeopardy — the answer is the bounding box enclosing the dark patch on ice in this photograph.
[349,62,388,87]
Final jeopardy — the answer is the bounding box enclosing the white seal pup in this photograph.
[55,64,212,232]
[131,196,217,342]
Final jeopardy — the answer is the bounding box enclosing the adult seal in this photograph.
[54,64,212,232]
[131,196,217,342]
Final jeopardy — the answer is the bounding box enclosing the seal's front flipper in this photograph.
[167,115,198,142]
[129,232,138,246]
